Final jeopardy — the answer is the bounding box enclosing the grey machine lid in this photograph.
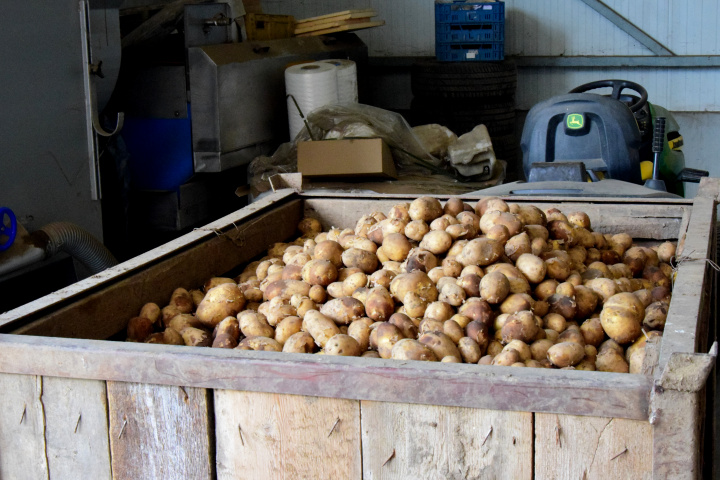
[461,179,681,199]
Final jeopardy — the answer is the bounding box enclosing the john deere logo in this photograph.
[567,113,584,129]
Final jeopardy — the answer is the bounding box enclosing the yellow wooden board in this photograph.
[295,8,376,25]
[297,20,385,37]
[294,14,376,34]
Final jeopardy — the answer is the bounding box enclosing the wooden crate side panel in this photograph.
[43,377,112,479]
[534,413,652,480]
[0,373,49,479]
[107,382,213,480]
[304,198,687,239]
[214,390,361,480]
[361,401,533,480]
[0,189,298,332]
[9,199,304,340]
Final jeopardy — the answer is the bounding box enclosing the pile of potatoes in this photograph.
[126,196,677,374]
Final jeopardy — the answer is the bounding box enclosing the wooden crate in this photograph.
[0,179,718,480]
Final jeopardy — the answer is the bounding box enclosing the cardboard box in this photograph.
[297,138,398,179]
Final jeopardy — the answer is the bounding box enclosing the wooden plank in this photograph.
[294,8,376,25]
[297,20,386,37]
[0,373,49,479]
[361,401,532,479]
[43,377,112,479]
[534,413,652,480]
[295,15,376,35]
[215,391,361,479]
[107,382,212,480]
[657,197,717,372]
[0,335,652,420]
[0,189,297,332]
[304,198,687,239]
[651,390,703,479]
[5,197,303,339]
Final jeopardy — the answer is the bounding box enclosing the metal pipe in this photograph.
[37,222,117,274]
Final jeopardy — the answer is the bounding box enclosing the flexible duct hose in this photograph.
[40,222,118,274]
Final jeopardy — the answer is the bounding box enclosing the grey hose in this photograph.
[40,222,118,274]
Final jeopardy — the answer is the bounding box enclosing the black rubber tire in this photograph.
[412,59,517,99]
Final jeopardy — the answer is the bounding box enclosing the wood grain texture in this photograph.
[107,382,213,480]
[361,401,532,480]
[304,198,687,239]
[0,373,49,479]
[651,390,703,479]
[0,189,298,333]
[6,197,303,339]
[535,413,652,480]
[214,390,361,480]
[43,377,111,479]
[0,334,652,420]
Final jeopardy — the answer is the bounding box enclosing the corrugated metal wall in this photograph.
[264,0,720,111]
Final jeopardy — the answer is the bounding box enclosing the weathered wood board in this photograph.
[43,377,112,479]
[534,413,652,480]
[0,373,49,479]
[214,390,361,479]
[107,382,213,480]
[361,401,533,480]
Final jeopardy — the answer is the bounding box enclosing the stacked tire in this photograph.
[410,59,518,167]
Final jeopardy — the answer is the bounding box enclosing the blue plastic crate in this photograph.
[435,42,504,61]
[436,22,504,42]
[435,1,505,24]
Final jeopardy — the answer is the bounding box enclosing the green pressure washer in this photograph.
[487,80,708,198]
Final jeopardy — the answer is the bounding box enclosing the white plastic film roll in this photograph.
[285,62,339,139]
[318,59,358,104]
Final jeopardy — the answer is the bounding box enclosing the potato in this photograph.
[282,331,316,353]
[127,316,154,342]
[547,294,577,321]
[391,339,438,361]
[365,286,395,322]
[390,271,438,303]
[341,248,378,273]
[441,258,464,278]
[347,320,371,351]
[530,339,554,362]
[298,217,322,236]
[375,322,405,359]
[478,271,509,304]
[492,349,520,366]
[146,328,184,346]
[656,241,676,264]
[442,319,464,344]
[402,291,429,318]
[419,318,445,335]
[179,327,211,347]
[439,282,466,307]
[486,224,511,243]
[195,283,246,328]
[167,313,203,333]
[623,247,648,276]
[457,238,504,267]
[300,259,338,286]
[479,211,523,238]
[380,234,411,263]
[541,250,572,281]
[418,331,461,361]
[302,310,341,348]
[405,248,439,274]
[579,317,605,347]
[169,288,194,314]
[237,336,282,352]
[584,278,617,304]
[643,301,669,330]
[501,310,539,344]
[420,230,454,255]
[600,292,645,344]
[324,334,362,356]
[203,277,236,293]
[567,211,591,229]
[504,339,531,362]
[544,313,566,333]
[595,349,629,373]
[475,196,509,216]
[499,293,535,315]
[505,232,531,262]
[263,279,311,302]
[444,197,466,216]
[312,240,344,266]
[320,297,365,325]
[274,316,303,346]
[574,285,599,320]
[409,197,443,222]
[547,342,585,367]
[515,253,546,284]
[404,220,430,242]
[427,267,445,284]
[456,337,481,363]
